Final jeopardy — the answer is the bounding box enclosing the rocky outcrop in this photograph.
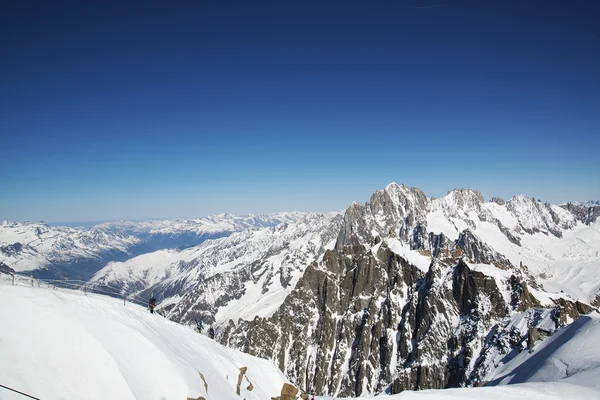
[280,383,299,400]
[0,261,15,275]
[220,239,559,397]
[222,243,425,396]
[455,230,512,268]
[560,202,600,225]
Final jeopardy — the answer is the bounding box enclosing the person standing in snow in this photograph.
[195,319,204,333]
[148,294,157,314]
[551,306,561,329]
[208,326,215,339]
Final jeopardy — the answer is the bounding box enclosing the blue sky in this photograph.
[1,0,599,222]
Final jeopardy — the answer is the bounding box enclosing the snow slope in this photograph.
[487,312,600,388]
[0,284,288,400]
[1,272,598,400]
[381,382,600,400]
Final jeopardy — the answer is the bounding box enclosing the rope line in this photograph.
[0,274,149,308]
[0,383,41,399]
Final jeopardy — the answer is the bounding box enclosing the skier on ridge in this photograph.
[208,326,215,339]
[148,294,157,314]
[195,319,204,334]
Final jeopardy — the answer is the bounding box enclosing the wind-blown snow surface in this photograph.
[0,284,288,400]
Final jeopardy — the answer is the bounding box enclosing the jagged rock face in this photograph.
[455,230,511,268]
[222,243,425,396]
[221,240,592,397]
[560,203,600,225]
[505,196,576,237]
[333,183,582,268]
[336,185,429,248]
[215,184,599,397]
[220,241,529,396]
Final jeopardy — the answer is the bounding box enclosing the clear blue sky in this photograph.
[1,0,599,223]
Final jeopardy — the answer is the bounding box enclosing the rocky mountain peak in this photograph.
[506,195,576,237]
[560,202,600,225]
[490,197,506,205]
[443,188,484,211]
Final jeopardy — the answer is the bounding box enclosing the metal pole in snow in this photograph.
[12,275,15,286]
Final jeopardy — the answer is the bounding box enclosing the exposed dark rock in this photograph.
[220,242,543,397]
[509,275,541,311]
[455,230,512,268]
[0,261,15,275]
[560,203,600,225]
[0,242,24,257]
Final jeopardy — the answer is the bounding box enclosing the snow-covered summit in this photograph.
[338,183,600,304]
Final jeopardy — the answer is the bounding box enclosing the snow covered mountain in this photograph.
[90,212,342,324]
[0,220,142,280]
[1,280,598,400]
[214,183,600,397]
[93,212,307,249]
[334,183,600,304]
[0,213,305,280]
[5,183,599,398]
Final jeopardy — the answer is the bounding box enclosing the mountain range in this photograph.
[0,213,304,280]
[2,182,599,397]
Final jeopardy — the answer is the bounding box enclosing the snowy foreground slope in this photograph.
[1,284,598,400]
[0,285,288,400]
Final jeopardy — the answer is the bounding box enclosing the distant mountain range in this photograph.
[2,183,599,397]
[0,213,305,280]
